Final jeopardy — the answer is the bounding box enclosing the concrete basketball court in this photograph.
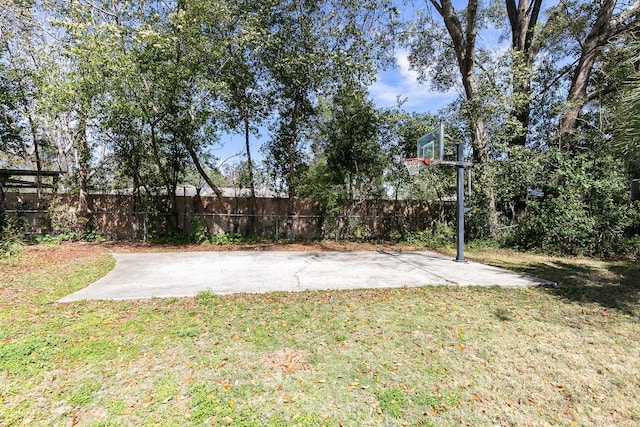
[58,250,555,302]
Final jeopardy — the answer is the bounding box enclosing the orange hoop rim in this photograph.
[402,158,431,166]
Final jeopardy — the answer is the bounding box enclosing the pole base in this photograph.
[453,258,467,263]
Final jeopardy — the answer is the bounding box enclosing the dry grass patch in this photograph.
[262,348,312,374]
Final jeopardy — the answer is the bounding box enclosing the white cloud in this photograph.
[395,50,421,84]
[369,49,457,112]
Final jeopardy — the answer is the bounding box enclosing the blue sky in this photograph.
[369,48,458,112]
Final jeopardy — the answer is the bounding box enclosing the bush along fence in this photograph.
[0,193,454,242]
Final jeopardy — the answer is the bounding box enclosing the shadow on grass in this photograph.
[515,260,640,316]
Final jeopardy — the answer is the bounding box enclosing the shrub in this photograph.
[504,150,637,256]
[0,214,23,258]
[406,222,454,248]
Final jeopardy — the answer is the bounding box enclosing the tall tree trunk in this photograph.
[244,111,259,237]
[559,0,616,138]
[512,77,531,147]
[76,114,90,236]
[430,0,497,233]
[505,0,544,147]
[132,138,141,213]
[27,112,43,198]
[559,0,640,139]
[149,123,178,231]
[287,128,296,239]
[286,98,300,239]
[463,75,490,164]
[183,141,226,210]
[432,0,490,163]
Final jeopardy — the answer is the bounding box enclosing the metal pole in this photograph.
[438,122,445,161]
[455,142,466,262]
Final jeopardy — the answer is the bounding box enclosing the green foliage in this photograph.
[210,233,244,245]
[3,0,639,256]
[34,230,106,245]
[148,230,190,244]
[322,84,385,197]
[307,95,376,213]
[405,222,455,249]
[190,216,209,244]
[612,32,640,175]
[503,150,638,256]
[35,232,78,245]
[261,0,391,213]
[0,70,23,153]
[0,235,22,258]
[82,230,106,242]
[0,215,23,258]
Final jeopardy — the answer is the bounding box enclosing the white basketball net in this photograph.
[403,159,426,176]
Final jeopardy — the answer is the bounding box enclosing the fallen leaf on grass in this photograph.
[262,348,311,373]
[184,369,194,383]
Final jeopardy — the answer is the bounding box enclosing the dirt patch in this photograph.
[262,348,312,373]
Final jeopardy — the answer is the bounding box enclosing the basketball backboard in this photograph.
[417,123,444,164]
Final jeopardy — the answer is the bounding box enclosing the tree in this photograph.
[46,0,128,227]
[323,85,384,200]
[502,0,557,147]
[0,0,57,195]
[51,0,231,231]
[306,84,385,221]
[612,27,640,175]
[260,0,390,236]
[410,0,488,163]
[0,65,23,165]
[558,0,640,139]
[213,0,272,234]
[408,0,499,235]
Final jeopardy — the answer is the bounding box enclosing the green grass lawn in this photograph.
[1,243,639,426]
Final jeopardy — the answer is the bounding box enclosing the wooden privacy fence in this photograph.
[1,193,454,241]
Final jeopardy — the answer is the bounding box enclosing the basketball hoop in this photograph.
[402,158,430,176]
